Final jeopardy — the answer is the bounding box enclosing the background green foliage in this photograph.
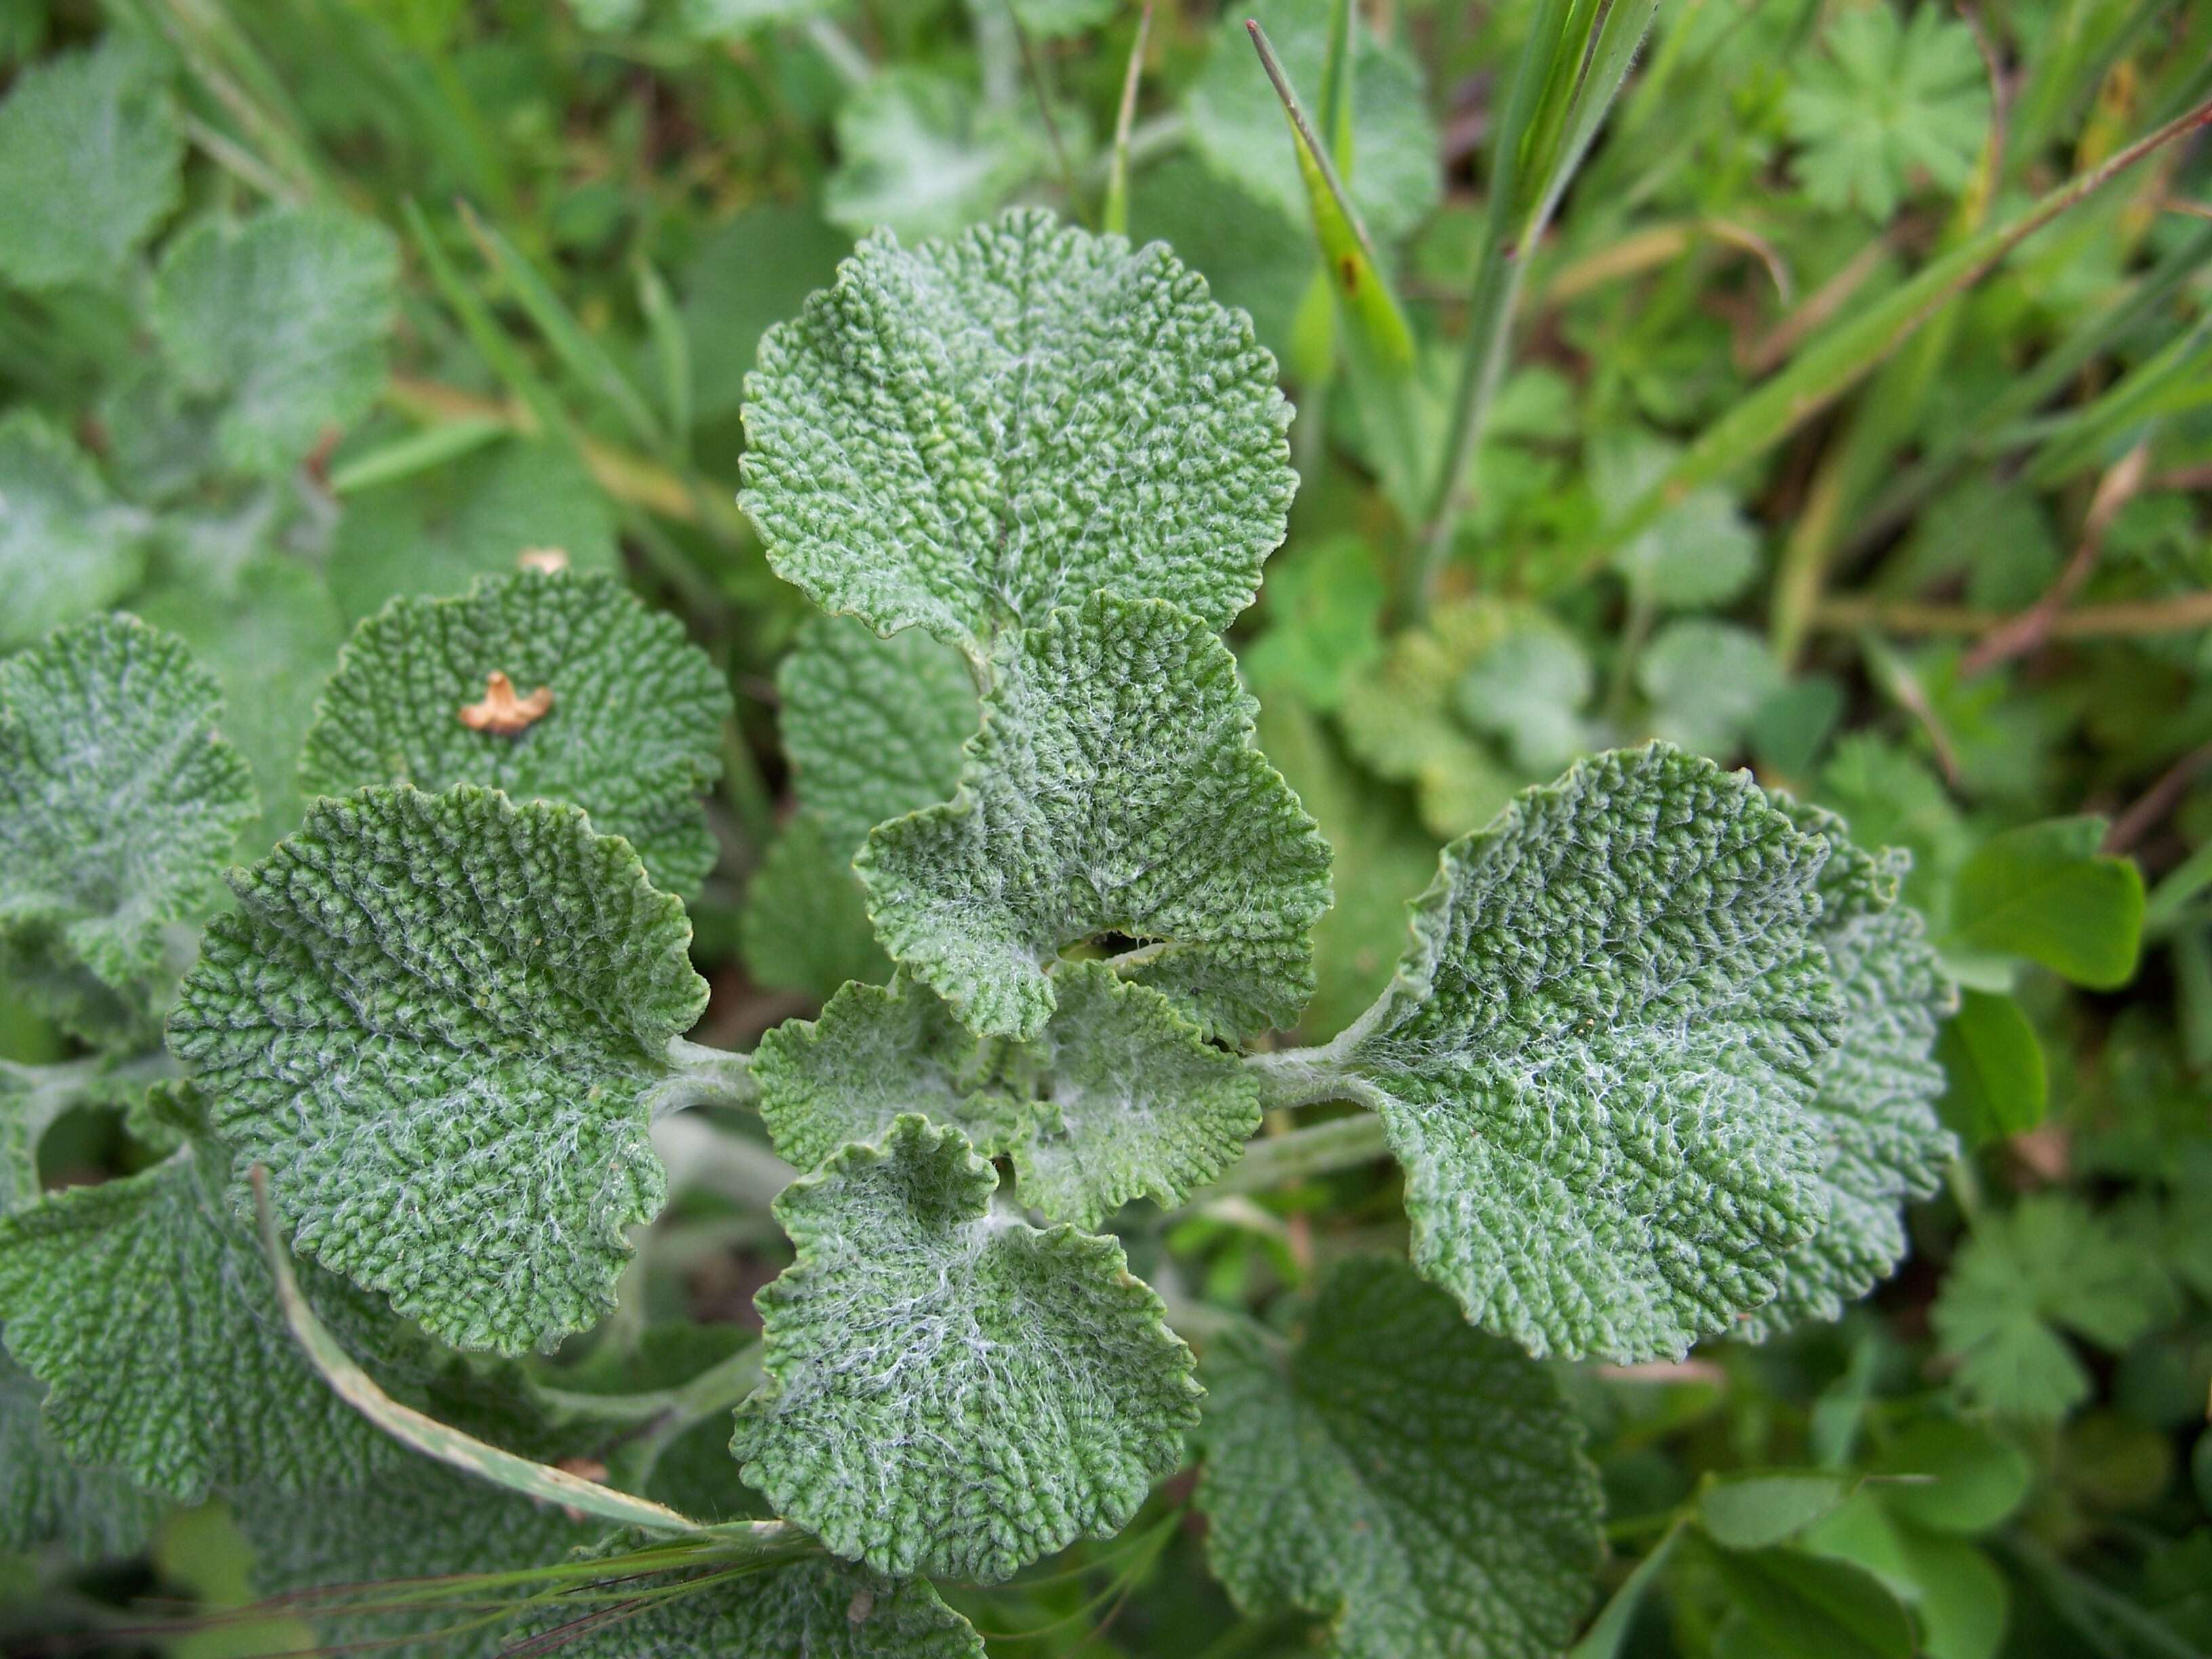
[1,0,2209,1654]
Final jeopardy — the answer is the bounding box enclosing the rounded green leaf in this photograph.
[741,209,1295,651]
[1198,1256,1601,1659]
[1870,1420,2032,1535]
[0,412,150,653]
[169,784,710,1355]
[1326,745,1838,1362]
[732,1114,1200,1582]
[1935,989,2046,1145]
[299,570,731,897]
[1952,818,2144,990]
[1699,1471,1857,1551]
[556,1558,983,1659]
[1,613,258,1044]
[858,593,1332,1042]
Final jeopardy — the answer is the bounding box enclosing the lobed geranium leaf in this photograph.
[859,594,1332,1043]
[0,1142,412,1500]
[1198,1256,1602,1659]
[152,205,400,476]
[732,1113,1200,1582]
[555,1557,983,1659]
[0,614,258,1046]
[0,411,150,653]
[756,962,1261,1225]
[169,784,710,1355]
[0,1352,165,1561]
[1737,808,1957,1342]
[741,210,1294,653]
[0,35,182,292]
[1315,745,1837,1362]
[299,571,732,897]
[779,613,979,859]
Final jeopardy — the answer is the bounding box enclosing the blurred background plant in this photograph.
[1,0,2209,1653]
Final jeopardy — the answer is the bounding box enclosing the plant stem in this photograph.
[645,1039,758,1120]
[1201,1106,1391,1200]
[1101,3,1153,237]
[1813,590,2212,638]
[1412,228,1528,611]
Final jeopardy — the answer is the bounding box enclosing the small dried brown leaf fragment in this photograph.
[516,547,569,574]
[459,671,554,735]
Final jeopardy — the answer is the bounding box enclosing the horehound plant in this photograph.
[0,210,1954,1658]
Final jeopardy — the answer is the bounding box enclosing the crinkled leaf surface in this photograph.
[741,210,1294,651]
[0,614,257,1044]
[152,206,399,476]
[1319,745,1837,1362]
[169,785,709,1354]
[859,594,1331,1042]
[823,71,1055,247]
[779,613,979,858]
[0,1352,164,1560]
[1199,1256,1602,1659]
[0,411,149,653]
[732,1114,1200,1582]
[300,571,731,896]
[0,36,182,291]
[1185,0,1441,245]
[0,1144,410,1499]
[1739,810,1956,1342]
[756,963,1260,1225]
[557,1557,983,1659]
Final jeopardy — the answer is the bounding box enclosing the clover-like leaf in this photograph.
[556,1557,984,1659]
[757,963,1261,1225]
[779,613,979,859]
[0,1352,164,1561]
[1738,809,1957,1343]
[1,614,258,1045]
[732,1114,1200,1582]
[0,1143,412,1500]
[152,205,400,476]
[0,411,150,653]
[1199,1256,1602,1659]
[299,571,732,897]
[741,209,1294,652]
[1311,745,1837,1362]
[169,784,710,1354]
[0,35,182,292]
[859,594,1332,1042]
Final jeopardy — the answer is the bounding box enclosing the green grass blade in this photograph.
[634,255,695,447]
[1102,4,1153,238]
[329,417,509,495]
[401,198,580,449]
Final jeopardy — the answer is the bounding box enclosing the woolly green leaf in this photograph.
[0,411,149,653]
[0,36,182,292]
[1738,810,1957,1342]
[739,811,895,1000]
[0,1055,169,1214]
[558,1558,984,1659]
[0,1352,164,1561]
[1317,745,1837,1362]
[823,72,1056,247]
[0,614,258,1046]
[299,571,731,897]
[0,1143,411,1499]
[1930,1193,2176,1418]
[328,439,621,623]
[756,963,1261,1225]
[741,210,1295,652]
[1185,0,1441,245]
[1593,430,1761,611]
[169,785,710,1355]
[1198,1256,1602,1659]
[733,1114,1201,1582]
[1638,619,1783,760]
[152,206,400,476]
[779,614,979,859]
[859,594,1332,1042]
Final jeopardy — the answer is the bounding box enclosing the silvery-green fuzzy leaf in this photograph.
[1313,745,1837,1362]
[1185,0,1441,245]
[169,785,710,1355]
[1738,808,1957,1342]
[779,614,979,859]
[328,439,621,623]
[1592,430,1762,611]
[0,614,257,1046]
[556,1557,983,1659]
[732,1113,1200,1582]
[0,1143,412,1500]
[0,1351,164,1561]
[0,411,150,652]
[756,963,1260,1225]
[823,71,1054,247]
[739,811,895,1000]
[741,210,1294,653]
[138,552,345,857]
[1198,1256,1601,1659]
[299,571,732,897]
[1638,618,1783,760]
[152,206,400,476]
[0,36,182,291]
[858,594,1332,1042]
